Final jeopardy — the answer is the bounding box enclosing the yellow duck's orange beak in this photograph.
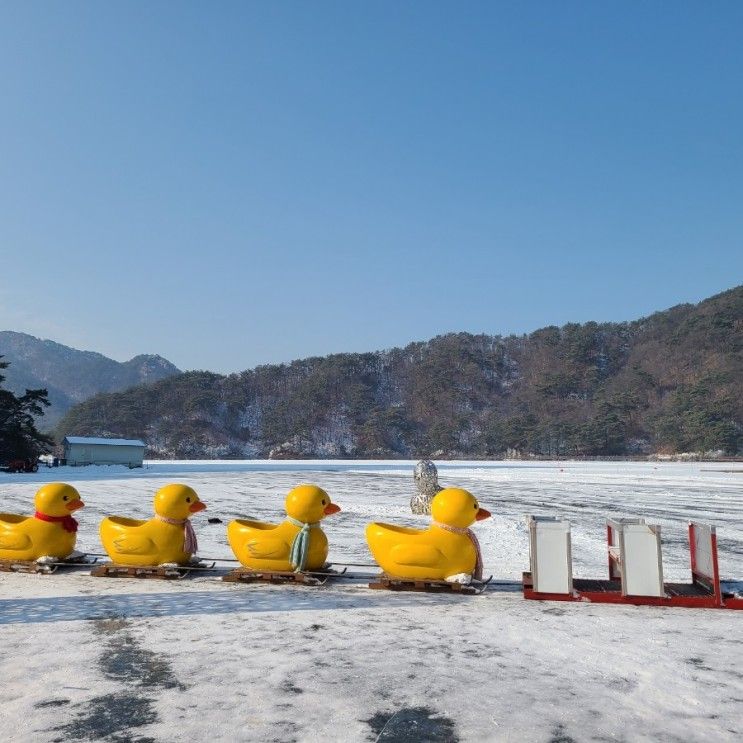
[324,503,341,516]
[189,501,207,513]
[475,508,491,521]
[67,500,84,511]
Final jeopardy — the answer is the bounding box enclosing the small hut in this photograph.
[62,436,145,468]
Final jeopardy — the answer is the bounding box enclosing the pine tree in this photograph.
[0,356,53,463]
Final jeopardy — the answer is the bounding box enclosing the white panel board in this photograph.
[691,523,715,580]
[528,516,572,594]
[622,524,664,597]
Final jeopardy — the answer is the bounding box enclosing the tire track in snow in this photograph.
[50,618,184,743]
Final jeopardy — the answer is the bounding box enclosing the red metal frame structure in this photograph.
[523,521,742,610]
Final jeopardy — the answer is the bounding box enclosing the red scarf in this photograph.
[35,511,79,533]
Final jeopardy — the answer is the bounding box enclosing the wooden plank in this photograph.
[0,555,94,574]
[368,574,479,595]
[0,559,53,574]
[221,568,323,586]
[90,563,183,580]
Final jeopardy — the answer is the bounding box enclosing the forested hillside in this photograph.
[58,286,742,458]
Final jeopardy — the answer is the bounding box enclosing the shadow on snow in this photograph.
[0,587,461,625]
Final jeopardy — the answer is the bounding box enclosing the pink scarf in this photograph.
[433,521,483,581]
[157,515,198,554]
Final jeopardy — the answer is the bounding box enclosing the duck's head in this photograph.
[285,484,340,523]
[153,484,206,520]
[431,487,490,528]
[34,483,84,517]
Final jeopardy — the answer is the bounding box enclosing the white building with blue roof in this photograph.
[62,436,146,468]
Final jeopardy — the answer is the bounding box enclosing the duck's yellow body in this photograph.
[227,519,329,572]
[365,487,490,581]
[365,523,478,580]
[227,484,340,572]
[100,484,206,566]
[0,483,85,561]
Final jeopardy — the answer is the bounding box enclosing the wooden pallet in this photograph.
[91,563,186,580]
[0,555,96,575]
[222,567,345,586]
[368,574,492,596]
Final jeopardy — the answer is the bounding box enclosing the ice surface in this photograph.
[1,460,742,741]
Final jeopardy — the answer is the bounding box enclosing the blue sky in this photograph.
[1,2,741,373]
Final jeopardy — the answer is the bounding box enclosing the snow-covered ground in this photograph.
[1,460,741,742]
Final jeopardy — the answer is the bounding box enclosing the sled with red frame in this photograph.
[522,516,742,610]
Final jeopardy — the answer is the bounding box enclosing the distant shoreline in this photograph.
[140,455,743,463]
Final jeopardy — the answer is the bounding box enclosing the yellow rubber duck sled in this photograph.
[365,487,491,582]
[99,483,206,566]
[227,484,341,572]
[0,483,85,561]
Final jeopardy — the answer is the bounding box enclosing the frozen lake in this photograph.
[1,460,742,741]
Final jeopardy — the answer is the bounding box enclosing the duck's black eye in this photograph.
[473,503,478,509]
[322,499,327,505]
[63,495,69,501]
[186,497,191,503]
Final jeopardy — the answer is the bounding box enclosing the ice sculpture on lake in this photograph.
[411,459,443,514]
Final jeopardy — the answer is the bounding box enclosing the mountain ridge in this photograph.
[57,285,743,458]
[0,331,181,428]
